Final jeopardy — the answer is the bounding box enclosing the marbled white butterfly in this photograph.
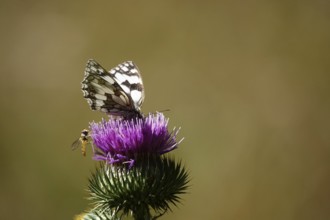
[82,59,145,119]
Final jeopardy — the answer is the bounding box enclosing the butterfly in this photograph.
[81,59,145,119]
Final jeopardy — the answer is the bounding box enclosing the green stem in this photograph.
[132,204,152,220]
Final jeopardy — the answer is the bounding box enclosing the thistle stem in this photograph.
[132,204,151,220]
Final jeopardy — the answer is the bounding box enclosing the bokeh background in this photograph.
[1,1,330,219]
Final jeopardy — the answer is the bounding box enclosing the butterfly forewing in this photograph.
[82,59,144,118]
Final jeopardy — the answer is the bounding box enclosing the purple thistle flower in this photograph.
[90,112,182,166]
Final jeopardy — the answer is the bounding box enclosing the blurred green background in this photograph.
[1,1,330,219]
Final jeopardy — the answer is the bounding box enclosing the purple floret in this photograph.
[90,112,182,166]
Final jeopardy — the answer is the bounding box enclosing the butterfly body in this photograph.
[82,60,144,119]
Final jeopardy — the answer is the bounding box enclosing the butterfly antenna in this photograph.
[158,109,171,113]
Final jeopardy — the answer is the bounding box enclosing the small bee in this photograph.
[72,129,90,156]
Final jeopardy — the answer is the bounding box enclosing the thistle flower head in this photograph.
[90,112,181,166]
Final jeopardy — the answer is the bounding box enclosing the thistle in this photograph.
[77,113,189,220]
[90,113,182,167]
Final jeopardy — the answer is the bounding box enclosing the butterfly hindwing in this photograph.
[109,61,144,110]
[82,59,144,118]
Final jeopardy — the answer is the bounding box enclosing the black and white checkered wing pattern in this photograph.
[82,59,144,118]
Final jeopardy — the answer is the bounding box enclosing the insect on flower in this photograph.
[72,129,90,157]
[81,59,145,120]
